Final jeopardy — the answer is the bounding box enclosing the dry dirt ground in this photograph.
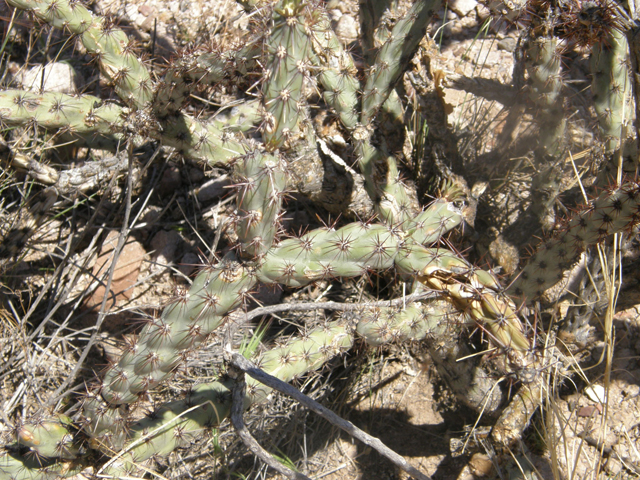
[2,0,640,479]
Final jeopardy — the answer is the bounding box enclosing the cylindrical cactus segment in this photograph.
[591,27,632,154]
[251,322,354,402]
[428,328,504,413]
[158,114,247,166]
[103,322,353,477]
[257,222,403,286]
[153,42,262,117]
[310,13,360,131]
[525,34,566,156]
[360,0,442,125]
[98,258,256,406]
[211,100,262,133]
[16,419,78,460]
[153,51,228,116]
[509,179,640,301]
[355,140,416,225]
[0,91,124,135]
[261,0,314,150]
[0,452,81,480]
[356,293,503,413]
[234,151,287,258]
[405,199,463,245]
[356,301,446,346]
[5,0,152,108]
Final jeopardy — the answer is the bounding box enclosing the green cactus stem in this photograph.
[404,198,463,245]
[158,114,247,166]
[355,288,503,413]
[0,90,246,166]
[261,0,314,150]
[360,0,441,125]
[233,151,287,258]
[153,43,261,117]
[6,0,152,108]
[153,51,229,116]
[310,13,360,131]
[0,451,82,480]
[98,257,256,406]
[0,91,124,136]
[354,139,416,224]
[101,323,353,477]
[211,100,262,133]
[509,179,640,301]
[16,419,79,460]
[356,299,446,346]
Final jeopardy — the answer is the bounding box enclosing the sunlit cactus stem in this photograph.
[97,257,255,407]
[16,418,79,461]
[261,0,314,150]
[5,0,153,108]
[101,323,353,477]
[0,91,124,135]
[234,151,287,258]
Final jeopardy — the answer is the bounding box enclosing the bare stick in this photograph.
[243,291,438,322]
[229,353,432,480]
[230,370,312,480]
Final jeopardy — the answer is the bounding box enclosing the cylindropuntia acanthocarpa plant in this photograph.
[4,0,640,476]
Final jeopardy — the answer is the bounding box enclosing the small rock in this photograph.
[585,384,606,403]
[445,20,464,37]
[328,8,342,22]
[326,0,349,13]
[335,15,358,44]
[189,168,205,183]
[160,165,182,195]
[85,231,145,309]
[150,230,181,273]
[605,456,623,476]
[577,405,601,417]
[460,16,478,29]
[20,62,79,94]
[450,0,478,17]
[138,4,153,16]
[196,175,231,203]
[178,252,200,278]
[498,37,517,52]
[468,453,494,476]
[476,4,491,20]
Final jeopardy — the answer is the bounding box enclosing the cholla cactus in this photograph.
[2,0,640,476]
